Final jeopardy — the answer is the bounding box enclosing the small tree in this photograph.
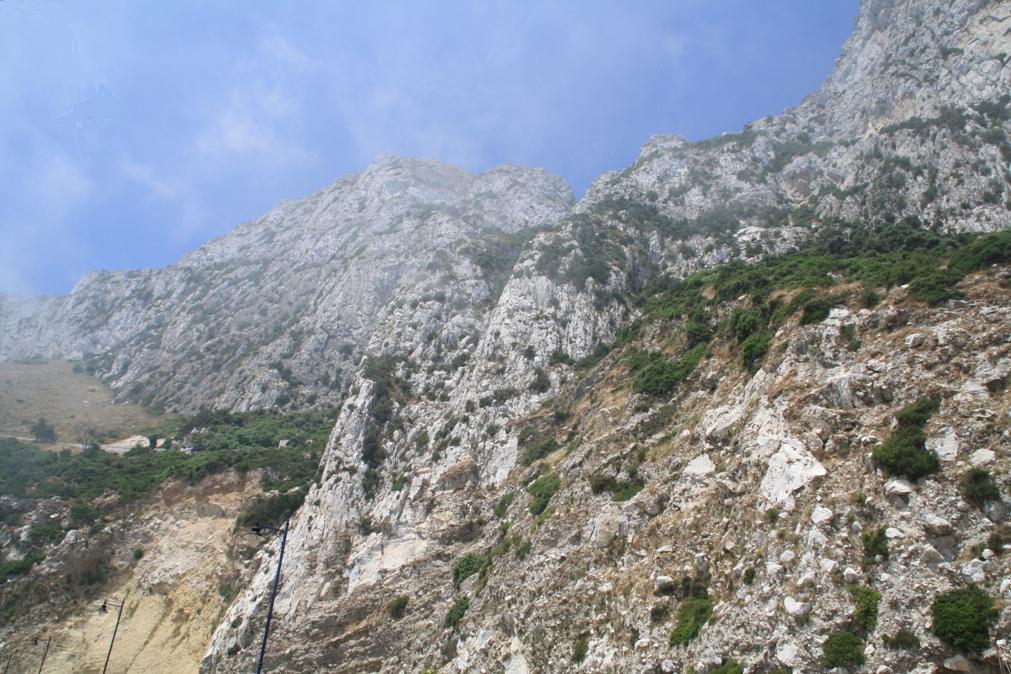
[30,417,57,443]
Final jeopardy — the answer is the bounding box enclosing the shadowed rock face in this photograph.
[3,1,1011,672]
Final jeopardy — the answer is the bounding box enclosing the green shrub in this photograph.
[800,297,835,324]
[847,585,881,632]
[528,368,551,393]
[588,472,643,501]
[630,343,707,396]
[444,596,469,630]
[453,552,491,587]
[571,635,588,663]
[527,473,561,516]
[862,526,889,566]
[931,586,998,653]
[388,595,408,620]
[132,546,144,561]
[669,596,713,646]
[873,398,940,480]
[493,493,515,518]
[236,489,305,529]
[29,522,65,545]
[883,628,920,650]
[709,662,744,674]
[740,331,771,371]
[960,468,1000,509]
[520,438,559,466]
[822,631,864,667]
[0,553,41,585]
[515,538,531,559]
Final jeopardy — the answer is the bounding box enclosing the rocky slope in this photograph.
[200,2,1011,672]
[2,0,1011,672]
[0,159,573,413]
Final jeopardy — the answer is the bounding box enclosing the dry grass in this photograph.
[0,359,159,447]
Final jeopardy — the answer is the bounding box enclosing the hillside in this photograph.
[1,0,1010,672]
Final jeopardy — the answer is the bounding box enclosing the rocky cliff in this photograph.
[3,0,1011,672]
[0,159,573,413]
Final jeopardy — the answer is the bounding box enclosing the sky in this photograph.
[0,1,858,296]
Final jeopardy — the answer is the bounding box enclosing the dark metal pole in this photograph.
[255,519,289,674]
[37,636,51,674]
[101,600,124,674]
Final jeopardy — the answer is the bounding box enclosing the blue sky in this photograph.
[0,1,858,296]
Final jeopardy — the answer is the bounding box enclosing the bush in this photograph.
[30,417,57,443]
[960,468,1000,509]
[571,635,588,663]
[630,343,707,396]
[444,596,469,630]
[528,368,551,393]
[132,546,144,561]
[587,473,642,502]
[520,438,558,466]
[388,595,408,620]
[883,628,920,650]
[0,554,41,585]
[862,526,889,566]
[873,398,940,480]
[29,522,65,546]
[236,489,305,529]
[669,596,713,646]
[527,473,560,516]
[740,331,771,371]
[848,585,881,632]
[931,586,998,653]
[453,552,490,587]
[493,493,515,519]
[822,631,864,667]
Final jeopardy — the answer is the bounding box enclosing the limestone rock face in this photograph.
[2,1,1011,673]
[0,157,575,413]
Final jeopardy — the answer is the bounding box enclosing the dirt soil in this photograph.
[0,360,159,447]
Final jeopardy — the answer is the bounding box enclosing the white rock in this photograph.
[633,638,651,650]
[920,512,952,536]
[684,453,716,477]
[811,506,834,525]
[766,562,784,577]
[926,427,959,461]
[904,332,926,348]
[884,479,915,496]
[962,559,987,583]
[780,550,796,564]
[660,660,675,674]
[969,448,995,467]
[943,655,972,672]
[760,439,827,508]
[798,571,816,587]
[808,528,828,547]
[784,596,811,617]
[843,567,862,583]
[776,641,801,667]
[885,527,904,539]
[820,559,839,574]
[982,548,995,560]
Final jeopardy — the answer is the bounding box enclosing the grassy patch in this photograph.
[669,596,713,646]
[527,473,561,516]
